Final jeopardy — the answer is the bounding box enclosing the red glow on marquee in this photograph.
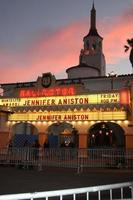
[120,89,130,104]
[19,86,76,97]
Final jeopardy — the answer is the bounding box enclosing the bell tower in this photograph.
[80,2,106,76]
[66,2,106,79]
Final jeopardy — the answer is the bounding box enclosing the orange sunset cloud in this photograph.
[0,4,132,83]
[103,6,133,64]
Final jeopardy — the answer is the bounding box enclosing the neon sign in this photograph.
[19,86,76,97]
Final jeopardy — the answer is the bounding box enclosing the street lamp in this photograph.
[107,71,117,90]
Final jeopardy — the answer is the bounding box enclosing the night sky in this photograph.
[0,0,133,83]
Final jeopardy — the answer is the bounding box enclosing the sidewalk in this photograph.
[0,166,133,195]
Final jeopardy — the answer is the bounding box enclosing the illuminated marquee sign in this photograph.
[0,90,130,107]
[9,110,127,121]
[19,86,76,97]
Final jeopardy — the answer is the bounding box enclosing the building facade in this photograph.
[0,4,133,149]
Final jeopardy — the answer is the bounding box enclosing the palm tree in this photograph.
[124,38,133,68]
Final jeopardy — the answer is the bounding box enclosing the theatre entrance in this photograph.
[47,122,78,148]
[11,122,38,147]
[88,122,125,148]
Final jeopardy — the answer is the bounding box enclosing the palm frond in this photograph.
[129,48,133,67]
[124,45,129,52]
[127,38,133,47]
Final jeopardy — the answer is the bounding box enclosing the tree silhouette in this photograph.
[124,38,133,68]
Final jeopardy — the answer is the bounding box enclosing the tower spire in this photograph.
[85,1,101,38]
[90,1,96,30]
[92,0,95,9]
